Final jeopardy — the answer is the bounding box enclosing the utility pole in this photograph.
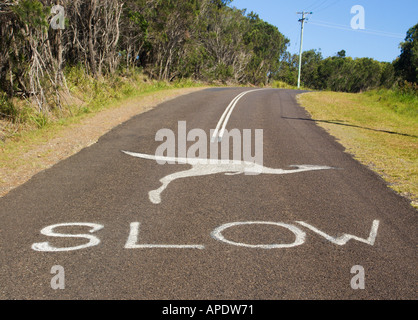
[297,11,312,89]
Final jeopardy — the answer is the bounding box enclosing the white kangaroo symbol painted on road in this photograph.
[122,151,335,204]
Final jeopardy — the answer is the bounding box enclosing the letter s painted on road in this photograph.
[32,223,103,252]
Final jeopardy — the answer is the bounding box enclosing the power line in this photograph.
[312,19,405,37]
[314,0,342,13]
[304,0,323,11]
[308,0,328,12]
[308,20,405,39]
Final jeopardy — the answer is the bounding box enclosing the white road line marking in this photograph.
[211,88,268,143]
[211,91,247,143]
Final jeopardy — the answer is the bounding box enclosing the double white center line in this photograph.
[211,88,268,142]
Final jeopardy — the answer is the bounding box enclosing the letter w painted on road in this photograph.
[296,220,380,246]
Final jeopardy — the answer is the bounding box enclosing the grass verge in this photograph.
[298,89,418,208]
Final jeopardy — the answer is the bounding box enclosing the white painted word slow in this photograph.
[31,220,379,252]
[123,151,334,204]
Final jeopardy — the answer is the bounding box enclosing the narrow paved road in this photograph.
[0,88,416,299]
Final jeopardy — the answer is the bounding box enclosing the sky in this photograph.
[229,0,418,62]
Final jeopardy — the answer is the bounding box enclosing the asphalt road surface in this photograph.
[0,88,416,300]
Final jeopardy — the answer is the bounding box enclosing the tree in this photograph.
[119,0,149,68]
[337,50,346,58]
[197,4,251,83]
[300,49,322,88]
[394,23,418,83]
[4,0,61,111]
[274,52,299,86]
[244,12,289,85]
[351,58,383,92]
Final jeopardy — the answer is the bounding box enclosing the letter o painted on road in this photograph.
[211,221,306,249]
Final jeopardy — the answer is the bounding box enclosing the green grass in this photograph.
[298,89,418,208]
[363,88,418,117]
[64,66,206,116]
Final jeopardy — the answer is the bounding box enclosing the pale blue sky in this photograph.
[230,0,418,62]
